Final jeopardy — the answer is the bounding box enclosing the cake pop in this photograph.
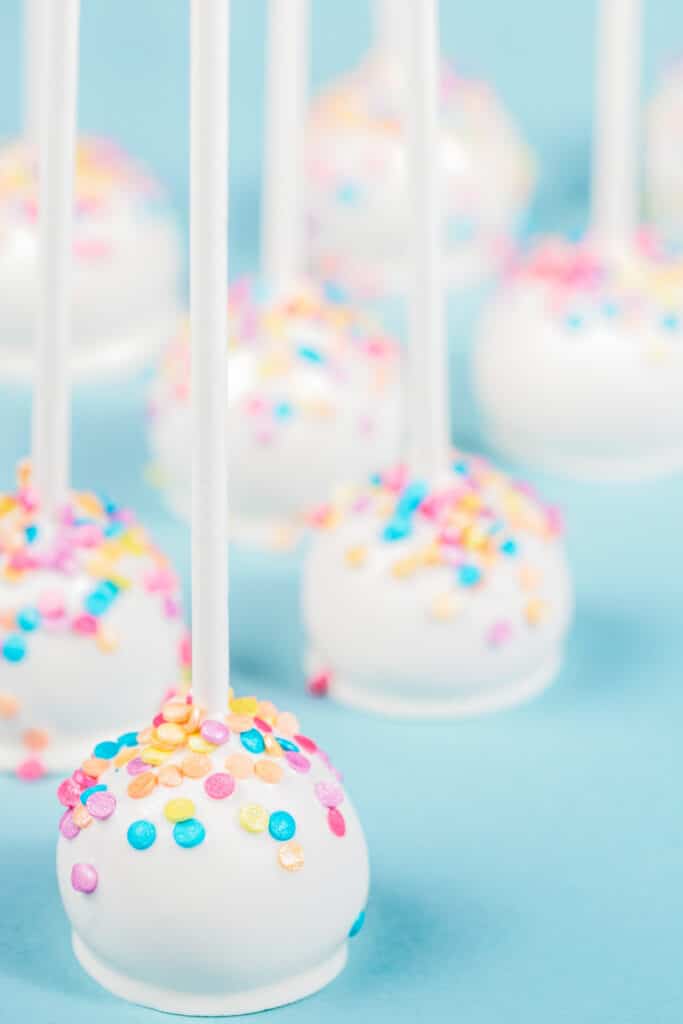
[305,0,535,300]
[474,0,676,481]
[303,1,572,717]
[59,5,369,1011]
[0,2,182,379]
[1,2,185,778]
[148,0,401,545]
[646,54,683,235]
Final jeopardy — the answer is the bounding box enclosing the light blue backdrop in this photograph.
[1,3,683,1023]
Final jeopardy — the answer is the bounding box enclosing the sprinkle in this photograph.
[72,803,92,829]
[17,757,45,781]
[230,696,259,715]
[117,731,139,748]
[525,598,548,625]
[164,797,195,823]
[487,620,513,648]
[285,750,311,774]
[23,727,49,752]
[81,757,109,778]
[204,772,235,800]
[278,840,304,872]
[200,720,230,746]
[254,759,283,784]
[93,740,119,760]
[86,792,117,821]
[277,737,299,752]
[187,734,217,755]
[345,545,367,567]
[59,810,80,840]
[17,607,41,631]
[269,810,296,842]
[141,746,172,766]
[71,863,98,894]
[173,819,206,848]
[349,909,366,937]
[161,701,191,724]
[240,729,266,754]
[314,781,344,808]
[2,635,26,662]
[239,803,269,833]
[307,672,330,697]
[328,807,346,837]
[126,756,150,776]
[226,713,254,732]
[180,752,212,779]
[429,592,462,622]
[58,779,82,808]
[457,564,482,588]
[158,764,183,787]
[156,722,187,747]
[263,734,284,757]
[0,692,20,718]
[294,734,317,754]
[127,771,157,799]
[127,820,157,851]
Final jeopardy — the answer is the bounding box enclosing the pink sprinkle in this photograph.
[246,396,267,416]
[74,238,112,261]
[71,863,98,894]
[163,596,181,619]
[73,770,97,789]
[285,751,311,774]
[382,465,408,493]
[487,621,513,648]
[294,734,317,754]
[314,781,344,808]
[204,772,235,800]
[59,809,80,840]
[86,791,117,820]
[153,713,164,728]
[253,717,272,733]
[72,614,98,636]
[17,757,45,781]
[200,720,230,746]
[38,590,66,620]
[58,779,82,808]
[144,566,176,594]
[546,505,564,536]
[74,523,103,548]
[127,757,149,776]
[327,807,346,837]
[307,672,330,698]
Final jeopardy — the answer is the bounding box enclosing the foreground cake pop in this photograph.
[646,54,683,235]
[306,0,535,299]
[474,0,677,481]
[0,2,182,379]
[59,4,369,1012]
[149,0,400,544]
[0,3,185,778]
[303,0,572,717]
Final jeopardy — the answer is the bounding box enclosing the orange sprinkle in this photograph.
[127,771,158,799]
[275,711,299,737]
[180,753,211,779]
[226,713,254,732]
[158,764,183,787]
[156,722,187,747]
[115,747,138,768]
[0,692,20,719]
[81,756,109,778]
[263,734,283,758]
[225,752,253,779]
[161,700,191,724]
[137,726,155,746]
[254,759,283,784]
[72,803,93,829]
[22,728,49,752]
[278,840,304,872]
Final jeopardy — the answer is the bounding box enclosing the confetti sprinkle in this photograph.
[164,797,195,823]
[278,840,305,872]
[127,820,157,851]
[268,810,296,842]
[71,863,98,894]
[173,818,206,849]
[349,909,366,937]
[204,773,235,800]
[239,803,269,834]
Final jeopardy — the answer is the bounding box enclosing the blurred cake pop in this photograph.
[474,0,678,480]
[59,7,369,1011]
[303,1,572,717]
[306,0,535,299]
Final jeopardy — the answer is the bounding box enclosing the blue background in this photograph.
[2,2,683,1022]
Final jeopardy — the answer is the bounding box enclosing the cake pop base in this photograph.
[305,647,563,719]
[484,424,683,484]
[72,933,348,1017]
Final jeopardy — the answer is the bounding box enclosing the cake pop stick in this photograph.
[23,0,44,145]
[262,0,309,291]
[592,0,641,247]
[32,0,79,518]
[190,0,230,712]
[404,0,449,480]
[373,0,410,58]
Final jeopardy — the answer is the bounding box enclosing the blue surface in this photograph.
[2,2,683,1022]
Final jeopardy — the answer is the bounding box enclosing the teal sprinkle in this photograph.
[382,519,411,542]
[17,607,41,632]
[93,740,120,760]
[458,564,482,587]
[117,731,139,748]
[276,737,299,752]
[80,784,107,805]
[2,634,26,663]
[349,909,366,937]
[297,345,325,364]
[500,539,518,557]
[128,820,157,851]
[268,810,296,842]
[173,818,206,849]
[240,729,265,754]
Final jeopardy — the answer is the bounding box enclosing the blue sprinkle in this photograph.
[396,481,428,517]
[85,590,113,617]
[2,635,26,663]
[565,312,584,330]
[323,280,348,305]
[458,564,482,588]
[104,522,124,539]
[128,820,157,851]
[276,737,299,752]
[452,460,469,476]
[349,909,366,938]
[601,300,619,319]
[382,519,411,542]
[336,181,361,205]
[297,345,325,364]
[104,499,119,516]
[93,740,120,760]
[100,580,120,598]
[17,607,41,632]
[117,731,139,748]
[274,401,294,420]
[173,818,206,849]
[80,784,107,805]
[661,312,680,332]
[24,524,39,544]
[268,810,296,842]
[370,472,382,486]
[500,538,518,557]
[240,729,266,754]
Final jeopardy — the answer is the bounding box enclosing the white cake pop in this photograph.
[303,457,571,715]
[646,55,683,235]
[474,232,683,479]
[306,49,535,299]
[0,461,187,778]
[0,136,182,378]
[148,279,401,546]
[56,691,369,1015]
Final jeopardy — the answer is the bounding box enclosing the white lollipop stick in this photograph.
[405,0,449,480]
[591,0,641,247]
[262,0,309,291]
[23,0,45,145]
[32,0,79,518]
[190,0,230,713]
[373,0,411,59]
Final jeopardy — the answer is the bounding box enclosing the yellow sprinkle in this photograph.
[278,841,305,872]
[392,555,420,579]
[525,598,548,626]
[114,747,139,768]
[137,726,155,746]
[72,804,92,829]
[429,592,462,622]
[76,492,104,518]
[263,734,283,758]
[187,733,217,754]
[164,798,196,823]
[141,746,172,766]
[230,696,259,715]
[156,722,187,747]
[161,700,191,724]
[345,545,367,568]
[95,626,118,654]
[239,803,269,833]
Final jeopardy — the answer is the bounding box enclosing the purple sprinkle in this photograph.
[59,810,80,840]
[285,750,311,774]
[71,863,98,894]
[127,757,149,776]
[86,791,117,820]
[314,781,344,808]
[200,719,230,746]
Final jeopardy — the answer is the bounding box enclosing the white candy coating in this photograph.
[0,138,182,378]
[646,57,683,234]
[303,459,572,717]
[306,50,535,298]
[474,235,683,480]
[0,473,185,774]
[57,697,369,1015]
[148,280,402,546]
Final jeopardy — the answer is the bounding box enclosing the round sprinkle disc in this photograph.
[268,810,296,842]
[158,764,183,788]
[285,750,311,774]
[314,781,344,808]
[71,863,98,894]
[239,803,268,833]
[328,807,347,837]
[86,791,117,820]
[200,719,230,746]
[127,772,157,799]
[93,740,119,760]
[254,759,283,784]
[127,820,157,851]
[278,841,304,872]
[173,818,206,848]
[349,909,366,937]
[181,753,211,779]
[226,753,254,779]
[164,797,196,823]
[240,729,266,755]
[204,772,235,800]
